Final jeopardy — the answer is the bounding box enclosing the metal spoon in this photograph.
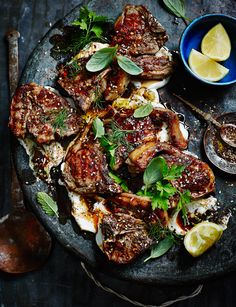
[173,94,236,148]
[0,30,52,274]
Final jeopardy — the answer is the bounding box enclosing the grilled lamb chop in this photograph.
[110,193,169,224]
[107,5,173,97]
[133,54,174,80]
[62,123,122,194]
[97,212,153,264]
[57,42,111,112]
[112,5,168,56]
[9,83,81,144]
[58,65,110,112]
[104,66,130,101]
[127,141,215,198]
[104,106,187,170]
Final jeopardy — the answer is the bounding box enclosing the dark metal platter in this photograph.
[15,0,236,285]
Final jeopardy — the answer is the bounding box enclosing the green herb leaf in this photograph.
[156,182,177,197]
[52,109,68,133]
[91,25,103,38]
[92,117,105,139]
[133,103,154,118]
[117,55,143,75]
[163,0,190,21]
[86,46,117,72]
[144,237,174,262]
[177,190,191,225]
[109,172,129,192]
[36,192,59,217]
[149,221,179,241]
[143,157,167,188]
[164,164,186,180]
[63,7,109,55]
[72,19,88,30]
[152,193,169,211]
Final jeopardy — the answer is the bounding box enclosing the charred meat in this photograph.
[104,66,130,101]
[103,105,187,170]
[58,65,110,112]
[98,212,153,264]
[9,83,81,144]
[133,54,174,80]
[127,141,215,198]
[62,124,122,194]
[112,5,168,56]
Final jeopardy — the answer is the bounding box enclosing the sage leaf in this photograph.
[143,156,167,187]
[86,46,117,72]
[144,237,174,262]
[117,55,143,75]
[36,192,59,217]
[163,0,190,20]
[133,103,153,118]
[92,117,105,139]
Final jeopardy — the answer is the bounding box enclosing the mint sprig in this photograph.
[144,237,174,262]
[36,192,59,217]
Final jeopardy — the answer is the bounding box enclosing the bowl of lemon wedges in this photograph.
[180,14,236,85]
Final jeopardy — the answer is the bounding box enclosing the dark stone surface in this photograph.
[1,0,236,306]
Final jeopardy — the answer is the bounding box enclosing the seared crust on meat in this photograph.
[150,108,188,149]
[127,141,215,198]
[9,83,81,144]
[100,212,153,264]
[133,55,174,80]
[106,106,187,170]
[112,5,168,56]
[58,66,110,112]
[62,124,122,194]
[104,66,130,101]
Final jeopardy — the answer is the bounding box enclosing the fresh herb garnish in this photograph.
[177,189,191,225]
[144,221,181,262]
[36,192,59,217]
[149,221,176,241]
[163,164,186,180]
[138,156,191,221]
[86,47,143,75]
[52,109,68,133]
[86,46,117,72]
[92,117,105,139]
[133,103,154,118]
[67,61,81,77]
[69,6,110,52]
[116,55,143,75]
[162,0,190,22]
[143,157,167,188]
[144,237,174,262]
[109,171,129,192]
[92,118,135,169]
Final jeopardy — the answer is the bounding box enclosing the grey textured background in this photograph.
[1,0,236,306]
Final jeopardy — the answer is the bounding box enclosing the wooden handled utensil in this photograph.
[0,30,52,274]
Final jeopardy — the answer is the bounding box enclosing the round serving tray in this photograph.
[15,0,236,285]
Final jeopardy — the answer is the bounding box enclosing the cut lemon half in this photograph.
[201,23,231,61]
[188,49,229,82]
[184,221,223,257]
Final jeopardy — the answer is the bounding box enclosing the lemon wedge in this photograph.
[184,221,223,257]
[188,49,229,82]
[201,23,231,61]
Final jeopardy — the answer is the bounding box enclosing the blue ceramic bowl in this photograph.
[180,14,236,86]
